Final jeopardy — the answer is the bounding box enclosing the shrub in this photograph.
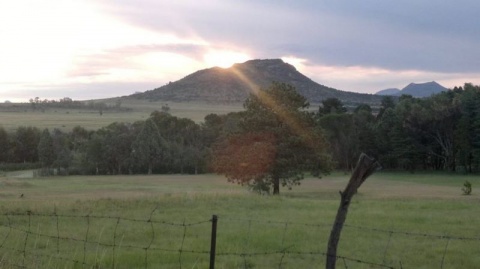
[462,180,472,195]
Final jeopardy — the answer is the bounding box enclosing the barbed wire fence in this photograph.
[0,210,478,268]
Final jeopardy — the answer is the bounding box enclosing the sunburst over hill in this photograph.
[132,59,384,105]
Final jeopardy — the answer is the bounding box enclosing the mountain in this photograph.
[375,88,401,96]
[132,59,383,105]
[375,81,447,98]
[401,81,447,97]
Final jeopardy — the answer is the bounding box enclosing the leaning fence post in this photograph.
[326,153,381,269]
[209,215,218,269]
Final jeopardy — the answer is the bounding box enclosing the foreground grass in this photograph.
[0,173,479,268]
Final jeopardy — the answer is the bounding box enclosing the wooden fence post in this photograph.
[326,153,381,269]
[209,215,218,269]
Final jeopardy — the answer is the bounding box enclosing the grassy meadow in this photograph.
[0,172,479,268]
[0,99,244,131]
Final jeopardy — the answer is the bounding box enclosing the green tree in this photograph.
[0,127,9,163]
[318,98,347,116]
[377,96,396,119]
[374,108,398,168]
[12,126,40,163]
[70,126,90,153]
[37,129,55,172]
[415,93,460,171]
[51,129,72,175]
[318,104,376,170]
[389,96,426,171]
[352,104,376,157]
[173,118,204,174]
[213,82,332,195]
[446,83,480,172]
[318,113,356,170]
[85,134,104,174]
[99,122,137,174]
[132,118,167,174]
[148,111,209,174]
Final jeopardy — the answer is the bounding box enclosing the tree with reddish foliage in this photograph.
[212,82,332,194]
[212,132,277,193]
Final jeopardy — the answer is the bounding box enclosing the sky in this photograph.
[1,0,479,102]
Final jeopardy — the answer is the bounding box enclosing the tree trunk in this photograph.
[273,176,280,195]
[326,153,381,269]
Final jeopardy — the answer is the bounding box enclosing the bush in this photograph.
[462,180,472,195]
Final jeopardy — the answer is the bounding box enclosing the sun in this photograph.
[204,50,250,68]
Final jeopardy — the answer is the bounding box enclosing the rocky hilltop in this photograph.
[132,59,383,105]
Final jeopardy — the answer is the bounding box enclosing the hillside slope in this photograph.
[401,81,447,97]
[375,88,401,96]
[132,59,383,105]
[376,81,447,97]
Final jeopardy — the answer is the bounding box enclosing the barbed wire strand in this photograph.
[21,212,31,268]
[112,217,120,269]
[0,214,12,249]
[242,220,252,269]
[440,238,450,269]
[55,212,60,255]
[344,224,480,241]
[179,219,187,269]
[145,205,159,269]
[383,231,393,264]
[342,256,348,269]
[0,213,186,269]
[2,211,478,269]
[83,214,90,268]
[0,244,94,268]
[218,216,480,242]
[4,212,210,227]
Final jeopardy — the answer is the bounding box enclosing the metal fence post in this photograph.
[209,215,218,269]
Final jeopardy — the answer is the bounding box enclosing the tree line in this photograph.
[318,83,480,173]
[0,111,206,176]
[1,82,480,189]
[28,97,130,114]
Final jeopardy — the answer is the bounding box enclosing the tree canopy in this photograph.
[132,118,167,174]
[212,82,332,194]
[3,82,480,187]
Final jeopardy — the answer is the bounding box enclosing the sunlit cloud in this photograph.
[1,0,480,102]
[0,0,214,101]
[204,50,251,69]
[282,59,480,93]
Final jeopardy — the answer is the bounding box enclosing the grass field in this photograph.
[0,172,479,268]
[0,99,244,131]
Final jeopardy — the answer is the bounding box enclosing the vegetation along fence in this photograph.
[0,210,478,268]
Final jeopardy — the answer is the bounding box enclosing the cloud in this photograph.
[284,57,480,93]
[66,44,207,80]
[2,0,480,101]
[96,0,480,74]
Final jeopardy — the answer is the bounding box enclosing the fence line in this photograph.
[0,211,476,268]
[344,223,480,241]
[220,216,480,242]
[0,211,212,269]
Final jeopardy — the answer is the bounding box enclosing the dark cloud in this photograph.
[97,0,480,73]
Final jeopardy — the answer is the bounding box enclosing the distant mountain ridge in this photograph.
[375,81,447,97]
[375,88,401,96]
[132,59,384,105]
